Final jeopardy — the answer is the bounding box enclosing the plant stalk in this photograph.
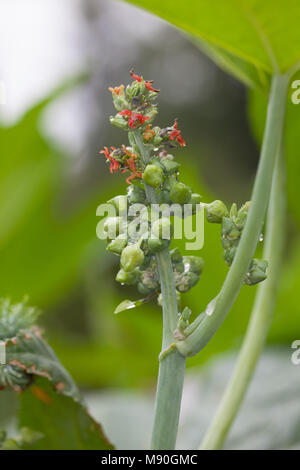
[133,131,186,450]
[200,136,286,449]
[176,73,289,358]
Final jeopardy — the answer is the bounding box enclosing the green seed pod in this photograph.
[148,237,169,253]
[116,268,139,285]
[127,185,146,204]
[121,244,144,272]
[151,217,173,240]
[158,190,171,204]
[161,159,180,175]
[206,200,229,223]
[107,235,127,255]
[103,216,124,238]
[170,182,192,205]
[183,256,204,275]
[108,195,127,215]
[142,164,164,188]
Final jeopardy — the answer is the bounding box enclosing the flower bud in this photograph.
[110,115,129,129]
[142,164,164,188]
[158,190,171,204]
[116,268,139,285]
[107,235,127,255]
[236,201,251,229]
[127,185,146,204]
[230,202,238,218]
[223,246,237,266]
[170,182,192,205]
[245,259,268,285]
[183,256,204,275]
[121,244,144,272]
[191,193,202,205]
[137,282,153,296]
[103,216,124,238]
[108,195,127,215]
[161,159,180,175]
[151,217,173,240]
[206,200,229,223]
[170,247,183,264]
[176,272,200,293]
[148,237,169,253]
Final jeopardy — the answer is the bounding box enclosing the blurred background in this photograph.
[1,0,300,449]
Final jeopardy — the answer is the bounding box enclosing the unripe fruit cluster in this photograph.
[206,200,268,285]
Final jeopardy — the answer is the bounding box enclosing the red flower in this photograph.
[124,157,142,184]
[130,69,142,82]
[99,146,120,174]
[169,120,186,147]
[130,69,160,93]
[119,109,149,128]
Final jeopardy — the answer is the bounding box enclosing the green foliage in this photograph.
[18,378,113,450]
[0,299,113,450]
[126,0,300,88]
[0,80,106,308]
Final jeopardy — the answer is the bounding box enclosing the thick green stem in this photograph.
[133,131,186,450]
[177,73,288,358]
[200,138,286,450]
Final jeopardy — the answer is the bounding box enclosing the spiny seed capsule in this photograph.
[151,217,173,240]
[107,235,128,255]
[142,164,164,188]
[170,182,192,205]
[127,185,146,205]
[121,244,144,272]
[116,268,139,285]
[206,200,229,223]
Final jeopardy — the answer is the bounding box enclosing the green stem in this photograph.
[176,73,288,358]
[133,131,186,450]
[200,138,286,450]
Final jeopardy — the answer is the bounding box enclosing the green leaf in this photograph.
[18,378,113,450]
[126,0,300,87]
[0,300,114,450]
[248,71,300,226]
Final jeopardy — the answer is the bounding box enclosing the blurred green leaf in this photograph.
[126,0,300,87]
[18,378,113,450]
[0,81,107,308]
